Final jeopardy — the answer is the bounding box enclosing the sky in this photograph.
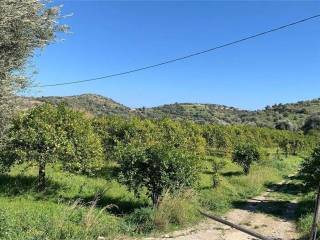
[29,0,320,110]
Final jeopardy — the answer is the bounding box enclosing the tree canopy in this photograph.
[0,0,67,147]
[3,104,104,191]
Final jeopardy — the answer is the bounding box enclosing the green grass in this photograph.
[0,197,121,240]
[0,154,302,239]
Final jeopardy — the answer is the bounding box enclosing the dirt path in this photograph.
[145,180,300,240]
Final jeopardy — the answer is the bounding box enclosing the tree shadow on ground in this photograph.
[232,199,298,221]
[264,181,308,196]
[0,174,61,197]
[0,173,147,216]
[221,171,243,177]
[94,164,121,180]
[62,193,148,216]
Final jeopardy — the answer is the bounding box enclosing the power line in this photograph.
[34,14,320,88]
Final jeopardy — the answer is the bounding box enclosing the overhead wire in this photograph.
[34,14,320,88]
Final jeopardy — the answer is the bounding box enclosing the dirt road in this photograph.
[146,180,299,240]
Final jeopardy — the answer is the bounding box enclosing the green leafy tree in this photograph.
[300,145,320,188]
[55,105,105,175]
[232,143,260,175]
[0,0,67,148]
[4,104,104,191]
[116,143,200,206]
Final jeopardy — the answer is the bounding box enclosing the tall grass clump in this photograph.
[125,190,200,235]
[154,190,200,231]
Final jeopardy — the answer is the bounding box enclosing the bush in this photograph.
[232,143,260,175]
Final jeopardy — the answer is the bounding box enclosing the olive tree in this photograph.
[4,104,104,191]
[0,0,67,148]
[232,143,260,175]
[116,143,200,206]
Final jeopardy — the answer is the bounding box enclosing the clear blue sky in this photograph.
[30,0,320,110]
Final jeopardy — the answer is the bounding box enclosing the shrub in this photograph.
[232,143,260,175]
[116,143,200,206]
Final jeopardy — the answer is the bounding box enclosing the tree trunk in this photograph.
[38,161,46,192]
[244,166,250,175]
[152,192,160,207]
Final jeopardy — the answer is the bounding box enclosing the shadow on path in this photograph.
[232,199,298,221]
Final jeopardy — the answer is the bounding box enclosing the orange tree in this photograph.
[3,104,104,191]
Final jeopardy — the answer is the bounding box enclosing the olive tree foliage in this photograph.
[232,143,260,175]
[0,0,67,147]
[3,104,104,191]
[300,145,320,189]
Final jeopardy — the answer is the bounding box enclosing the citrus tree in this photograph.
[4,104,104,191]
[232,143,260,175]
[116,142,200,206]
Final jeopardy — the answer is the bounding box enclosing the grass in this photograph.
[0,154,302,239]
[0,197,121,240]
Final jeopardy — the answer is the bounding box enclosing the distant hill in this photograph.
[139,99,320,129]
[18,94,320,129]
[18,94,132,117]
[134,103,248,125]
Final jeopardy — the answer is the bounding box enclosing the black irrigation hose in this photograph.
[199,210,277,240]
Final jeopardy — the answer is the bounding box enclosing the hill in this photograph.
[18,94,320,129]
[18,94,132,117]
[139,99,320,129]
